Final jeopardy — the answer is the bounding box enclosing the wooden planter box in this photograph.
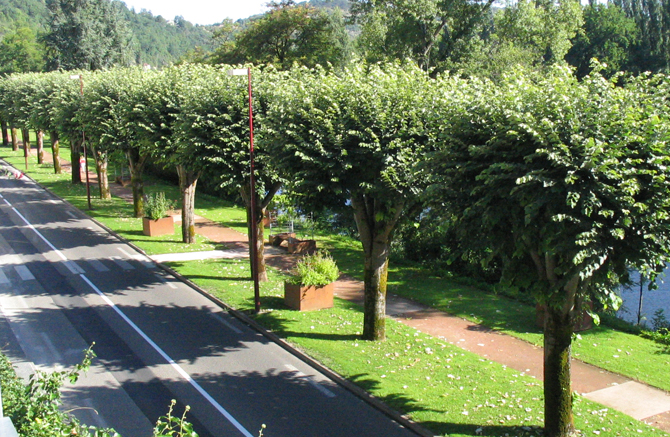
[288,239,317,255]
[284,281,334,311]
[269,233,295,246]
[142,216,174,237]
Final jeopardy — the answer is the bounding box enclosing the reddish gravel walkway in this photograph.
[39,152,670,432]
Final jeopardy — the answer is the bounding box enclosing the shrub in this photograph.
[144,192,174,220]
[288,251,339,287]
[0,346,197,437]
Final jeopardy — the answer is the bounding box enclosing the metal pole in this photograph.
[248,68,260,313]
[73,74,92,210]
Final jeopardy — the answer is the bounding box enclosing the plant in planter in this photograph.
[142,192,175,236]
[284,251,339,311]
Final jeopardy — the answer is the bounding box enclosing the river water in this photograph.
[617,271,670,328]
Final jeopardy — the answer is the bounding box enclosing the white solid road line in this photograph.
[80,274,254,437]
[1,191,255,437]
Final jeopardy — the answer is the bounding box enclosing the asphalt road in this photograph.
[0,173,420,437]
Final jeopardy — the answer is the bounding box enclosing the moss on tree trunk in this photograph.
[126,149,147,218]
[544,305,576,437]
[94,151,110,200]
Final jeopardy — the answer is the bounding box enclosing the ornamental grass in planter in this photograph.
[284,251,339,311]
[142,192,175,237]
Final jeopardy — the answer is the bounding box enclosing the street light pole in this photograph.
[70,74,92,210]
[229,68,260,313]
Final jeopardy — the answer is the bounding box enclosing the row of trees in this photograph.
[2,63,670,437]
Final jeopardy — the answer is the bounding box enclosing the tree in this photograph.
[79,69,144,200]
[211,0,350,70]
[266,63,435,340]
[115,68,164,218]
[612,0,670,73]
[566,3,639,78]
[175,65,282,281]
[29,72,73,174]
[50,71,88,184]
[424,66,670,436]
[350,0,495,73]
[43,0,136,71]
[0,26,45,74]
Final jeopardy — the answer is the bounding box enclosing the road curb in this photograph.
[5,160,435,437]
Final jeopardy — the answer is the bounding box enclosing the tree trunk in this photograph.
[94,150,111,200]
[127,149,148,218]
[11,127,18,152]
[1,121,8,148]
[351,194,405,341]
[36,130,44,165]
[544,305,577,437]
[532,251,579,437]
[71,138,82,184]
[240,186,268,282]
[240,182,282,283]
[21,128,30,169]
[50,131,62,174]
[177,165,200,244]
[21,128,30,153]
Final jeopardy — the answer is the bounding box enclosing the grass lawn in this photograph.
[171,258,665,437]
[4,148,669,436]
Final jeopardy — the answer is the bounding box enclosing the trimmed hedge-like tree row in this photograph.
[2,63,670,437]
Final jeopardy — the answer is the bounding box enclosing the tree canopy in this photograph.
[210,0,350,70]
[424,66,670,436]
[43,0,136,70]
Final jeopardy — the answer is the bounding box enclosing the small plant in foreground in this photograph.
[144,192,174,220]
[153,399,198,437]
[288,250,339,287]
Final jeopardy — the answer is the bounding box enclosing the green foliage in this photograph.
[613,0,670,73]
[288,250,339,287]
[211,0,350,69]
[124,9,214,67]
[144,191,174,220]
[2,345,119,437]
[426,66,670,309]
[153,400,198,437]
[349,0,495,73]
[43,0,136,71]
[651,308,670,331]
[566,3,639,78]
[0,26,45,74]
[0,344,198,437]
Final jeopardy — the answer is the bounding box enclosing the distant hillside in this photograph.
[120,7,214,67]
[0,0,215,67]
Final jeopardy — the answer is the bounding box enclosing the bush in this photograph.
[288,251,339,287]
[144,192,174,220]
[0,347,197,437]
